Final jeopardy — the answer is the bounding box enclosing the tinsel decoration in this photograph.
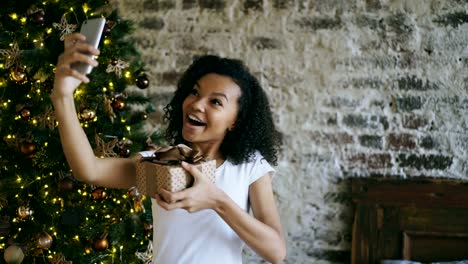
[106,59,129,77]
[103,95,116,123]
[39,107,56,130]
[128,187,145,213]
[0,42,22,69]
[52,14,77,41]
[135,241,153,264]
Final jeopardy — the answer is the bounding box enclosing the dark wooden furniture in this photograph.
[351,178,468,264]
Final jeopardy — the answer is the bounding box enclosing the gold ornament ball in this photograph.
[135,73,150,89]
[10,70,27,83]
[58,178,74,192]
[3,245,24,264]
[111,97,126,111]
[20,142,37,157]
[79,108,96,121]
[93,237,109,251]
[91,188,107,200]
[17,206,33,220]
[37,232,53,249]
[20,108,31,120]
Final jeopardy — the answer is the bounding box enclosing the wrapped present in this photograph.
[135,144,216,197]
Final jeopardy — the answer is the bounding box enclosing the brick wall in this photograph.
[118,1,468,263]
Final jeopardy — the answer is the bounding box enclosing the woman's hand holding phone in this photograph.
[53,18,104,99]
[52,33,100,99]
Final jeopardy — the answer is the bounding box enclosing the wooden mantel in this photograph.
[351,177,468,264]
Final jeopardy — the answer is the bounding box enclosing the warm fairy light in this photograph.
[40,42,44,47]
[10,13,18,20]
[112,247,117,253]
[33,39,38,43]
[104,39,111,45]
[109,82,114,87]
[44,191,49,196]
[120,118,126,123]
[130,209,134,213]
[82,191,87,196]
[20,17,27,24]
[122,194,128,199]
[16,176,21,183]
[116,200,121,204]
[32,119,38,125]
[69,7,74,11]
[0,64,4,69]
[44,142,48,147]
[102,87,107,92]
[126,126,131,132]
[36,176,41,180]
[74,235,80,241]
[82,3,90,13]
[125,71,131,78]
[46,28,52,34]
[44,184,49,188]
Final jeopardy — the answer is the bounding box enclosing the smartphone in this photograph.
[72,18,106,75]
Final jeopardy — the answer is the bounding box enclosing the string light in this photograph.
[20,17,27,24]
[82,4,90,13]
[104,39,111,45]
[10,13,18,20]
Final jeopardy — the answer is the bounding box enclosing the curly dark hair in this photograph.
[163,55,282,166]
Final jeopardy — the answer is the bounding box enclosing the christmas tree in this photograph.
[0,0,160,263]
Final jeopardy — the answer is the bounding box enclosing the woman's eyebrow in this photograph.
[195,81,229,102]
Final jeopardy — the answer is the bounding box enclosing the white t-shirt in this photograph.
[138,151,274,264]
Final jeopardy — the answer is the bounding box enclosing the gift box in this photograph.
[135,144,216,197]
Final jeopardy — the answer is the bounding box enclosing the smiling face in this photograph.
[181,73,241,151]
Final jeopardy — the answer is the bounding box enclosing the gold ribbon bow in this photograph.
[142,144,205,165]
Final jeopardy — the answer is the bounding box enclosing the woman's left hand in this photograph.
[155,161,223,213]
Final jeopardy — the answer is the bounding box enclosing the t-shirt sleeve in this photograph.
[248,152,275,185]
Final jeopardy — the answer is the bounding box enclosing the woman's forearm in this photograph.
[214,193,286,263]
[51,93,101,182]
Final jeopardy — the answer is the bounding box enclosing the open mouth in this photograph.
[187,114,206,126]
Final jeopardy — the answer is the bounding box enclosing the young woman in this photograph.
[52,33,286,264]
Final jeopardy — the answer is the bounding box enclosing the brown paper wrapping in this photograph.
[135,145,216,196]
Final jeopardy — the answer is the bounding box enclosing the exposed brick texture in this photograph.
[117,1,468,263]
